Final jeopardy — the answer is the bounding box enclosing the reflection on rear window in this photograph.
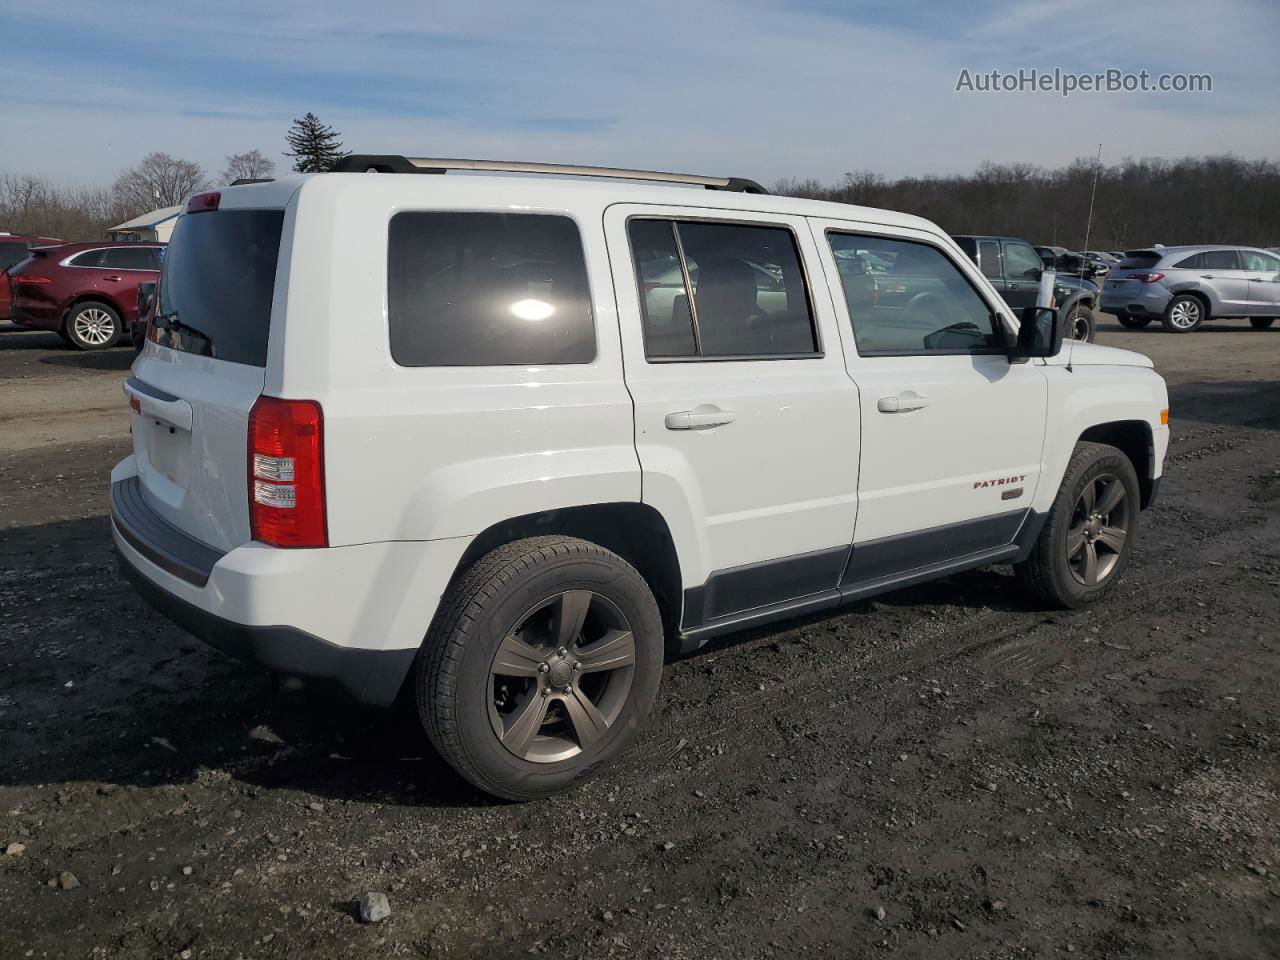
[155,211,284,367]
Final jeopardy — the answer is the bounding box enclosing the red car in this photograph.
[0,233,61,322]
[8,241,164,350]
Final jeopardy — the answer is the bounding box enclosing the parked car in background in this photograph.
[8,241,164,349]
[1102,245,1280,332]
[953,235,1099,341]
[1,233,61,322]
[1036,245,1107,282]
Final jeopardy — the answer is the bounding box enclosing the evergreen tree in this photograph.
[283,113,348,173]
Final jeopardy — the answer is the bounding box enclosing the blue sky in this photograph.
[1,0,1277,187]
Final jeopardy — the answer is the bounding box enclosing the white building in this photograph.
[106,205,183,243]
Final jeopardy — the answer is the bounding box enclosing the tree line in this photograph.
[1,113,346,240]
[775,154,1280,251]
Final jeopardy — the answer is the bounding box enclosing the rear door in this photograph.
[976,240,1007,301]
[1196,249,1249,314]
[605,204,860,619]
[98,246,161,324]
[127,206,285,552]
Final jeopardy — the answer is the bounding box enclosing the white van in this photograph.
[112,156,1169,799]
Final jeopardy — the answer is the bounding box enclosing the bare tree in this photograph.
[220,149,275,184]
[112,153,209,215]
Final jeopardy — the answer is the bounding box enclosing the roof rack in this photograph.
[329,154,768,194]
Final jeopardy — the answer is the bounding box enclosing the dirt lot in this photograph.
[1,318,1277,959]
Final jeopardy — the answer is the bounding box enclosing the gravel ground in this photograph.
[1,318,1278,959]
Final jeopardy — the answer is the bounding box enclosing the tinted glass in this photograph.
[675,221,816,356]
[629,219,696,357]
[828,233,1003,355]
[101,247,159,270]
[1242,250,1280,272]
[154,210,284,367]
[69,249,106,267]
[1173,253,1205,269]
[1203,249,1240,270]
[1118,252,1162,269]
[1003,242,1042,279]
[0,242,28,271]
[978,241,1002,279]
[388,212,594,366]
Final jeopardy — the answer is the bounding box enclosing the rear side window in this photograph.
[978,241,1002,279]
[154,210,284,367]
[68,249,107,267]
[828,232,1004,355]
[628,218,817,359]
[101,247,159,271]
[1202,250,1241,270]
[388,212,594,366]
[0,242,28,271]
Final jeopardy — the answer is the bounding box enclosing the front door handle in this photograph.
[665,406,736,430]
[877,391,930,414]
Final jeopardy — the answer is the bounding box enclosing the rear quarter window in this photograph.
[387,212,595,366]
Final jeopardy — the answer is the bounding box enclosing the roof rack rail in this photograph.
[329,154,768,194]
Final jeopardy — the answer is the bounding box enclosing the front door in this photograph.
[812,220,1047,584]
[605,205,861,624]
[1240,249,1280,316]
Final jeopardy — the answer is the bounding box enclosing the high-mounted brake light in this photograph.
[247,397,326,548]
[186,191,221,213]
[1131,272,1165,283]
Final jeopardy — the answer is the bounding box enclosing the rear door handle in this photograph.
[665,406,736,430]
[877,391,930,414]
[102,275,123,282]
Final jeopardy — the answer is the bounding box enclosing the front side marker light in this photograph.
[1160,409,1169,425]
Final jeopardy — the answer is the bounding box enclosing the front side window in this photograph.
[388,212,594,366]
[1242,250,1280,272]
[628,219,817,359]
[828,232,1004,355]
[1003,242,1042,280]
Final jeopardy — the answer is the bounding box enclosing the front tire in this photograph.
[1116,312,1151,329]
[1065,304,1097,342]
[1017,442,1140,609]
[64,301,121,350]
[1162,294,1204,333]
[416,536,663,800]
[1249,317,1275,330]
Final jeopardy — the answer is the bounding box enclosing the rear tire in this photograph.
[1065,304,1096,342]
[1249,317,1275,330]
[1016,442,1140,609]
[1162,294,1204,333]
[1116,312,1151,329]
[63,301,121,350]
[416,536,663,801]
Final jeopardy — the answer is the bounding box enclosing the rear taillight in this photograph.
[1131,273,1165,283]
[10,275,52,284]
[247,397,326,548]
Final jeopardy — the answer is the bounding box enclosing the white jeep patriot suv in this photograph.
[112,156,1169,799]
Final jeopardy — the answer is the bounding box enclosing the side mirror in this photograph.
[137,282,157,320]
[1010,305,1063,360]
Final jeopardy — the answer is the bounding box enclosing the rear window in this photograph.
[154,211,284,367]
[387,212,595,366]
[1117,252,1162,270]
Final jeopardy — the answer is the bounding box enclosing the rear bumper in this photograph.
[109,464,471,705]
[1101,286,1170,316]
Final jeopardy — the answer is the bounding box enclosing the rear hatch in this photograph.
[127,200,286,553]
[1105,250,1164,298]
